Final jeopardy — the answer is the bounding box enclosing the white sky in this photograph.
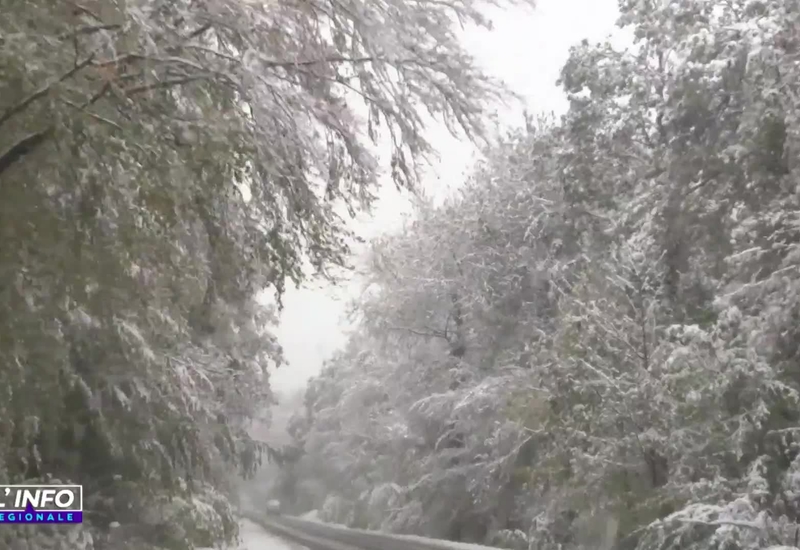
[268,0,621,394]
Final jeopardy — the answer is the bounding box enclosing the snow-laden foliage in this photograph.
[284,1,800,550]
[0,0,520,547]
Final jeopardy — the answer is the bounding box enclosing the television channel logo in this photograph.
[0,485,83,524]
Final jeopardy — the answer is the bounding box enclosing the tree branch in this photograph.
[0,81,112,180]
[0,54,96,129]
[61,99,123,131]
[185,24,213,41]
[0,128,55,179]
[124,74,215,95]
[58,24,121,40]
[386,326,449,340]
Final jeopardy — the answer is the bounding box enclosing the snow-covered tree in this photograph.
[291,2,800,550]
[0,0,526,547]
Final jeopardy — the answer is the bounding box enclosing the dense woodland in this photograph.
[0,0,523,548]
[7,0,800,549]
[274,1,800,550]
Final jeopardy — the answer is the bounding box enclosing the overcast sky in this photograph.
[268,0,621,395]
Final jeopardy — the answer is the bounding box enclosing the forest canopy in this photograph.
[279,1,800,549]
[0,0,526,547]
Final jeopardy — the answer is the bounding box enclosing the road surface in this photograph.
[238,518,305,550]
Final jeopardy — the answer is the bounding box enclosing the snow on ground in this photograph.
[237,518,305,550]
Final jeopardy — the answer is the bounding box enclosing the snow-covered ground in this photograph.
[237,518,304,550]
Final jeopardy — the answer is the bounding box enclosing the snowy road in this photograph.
[238,518,305,550]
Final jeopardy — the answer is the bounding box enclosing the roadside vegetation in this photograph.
[0,0,523,547]
[278,2,800,549]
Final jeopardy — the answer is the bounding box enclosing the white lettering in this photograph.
[9,488,76,510]
[39,489,57,507]
[54,490,74,508]
[18,490,39,508]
